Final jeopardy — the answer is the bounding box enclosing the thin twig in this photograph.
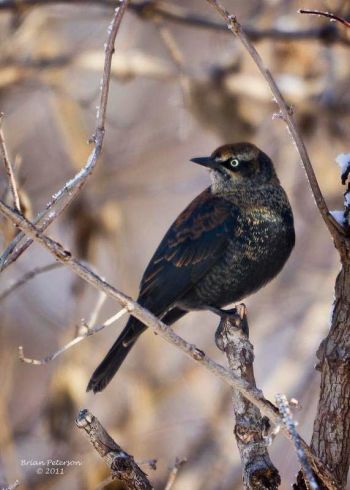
[276,394,319,490]
[299,9,350,29]
[76,409,153,490]
[19,307,128,365]
[0,263,61,302]
[0,199,338,490]
[0,0,130,272]
[0,114,21,211]
[164,458,187,490]
[204,0,345,242]
[87,290,107,327]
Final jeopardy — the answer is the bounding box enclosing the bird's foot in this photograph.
[212,304,249,349]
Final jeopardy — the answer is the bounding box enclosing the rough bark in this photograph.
[76,409,153,490]
[311,261,350,488]
[294,255,350,490]
[216,305,281,489]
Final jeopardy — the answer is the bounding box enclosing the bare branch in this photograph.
[0,263,61,302]
[0,115,21,211]
[0,0,130,272]
[164,458,187,490]
[76,409,153,490]
[0,1,349,45]
[0,198,338,490]
[204,0,346,242]
[87,290,107,328]
[299,9,350,29]
[216,305,280,489]
[276,394,319,490]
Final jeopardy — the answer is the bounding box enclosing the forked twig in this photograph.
[19,307,128,365]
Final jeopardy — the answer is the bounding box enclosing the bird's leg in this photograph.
[207,305,238,318]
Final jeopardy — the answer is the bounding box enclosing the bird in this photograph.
[87,142,295,393]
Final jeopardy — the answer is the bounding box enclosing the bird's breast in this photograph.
[179,202,295,309]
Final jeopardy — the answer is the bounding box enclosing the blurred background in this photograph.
[0,0,349,488]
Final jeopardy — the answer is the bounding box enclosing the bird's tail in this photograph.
[86,317,146,393]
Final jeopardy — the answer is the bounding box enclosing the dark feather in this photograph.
[139,188,237,311]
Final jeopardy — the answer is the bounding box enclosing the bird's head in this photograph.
[191,142,278,193]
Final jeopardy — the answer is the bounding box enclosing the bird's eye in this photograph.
[229,158,240,169]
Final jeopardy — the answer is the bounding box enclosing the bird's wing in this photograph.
[138,188,237,313]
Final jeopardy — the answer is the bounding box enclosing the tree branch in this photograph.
[18,307,128,365]
[0,0,129,272]
[76,409,153,490]
[299,9,350,29]
[0,199,338,490]
[216,305,281,489]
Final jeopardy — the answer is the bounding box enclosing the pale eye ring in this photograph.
[229,158,240,168]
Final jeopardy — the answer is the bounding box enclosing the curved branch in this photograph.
[299,10,350,29]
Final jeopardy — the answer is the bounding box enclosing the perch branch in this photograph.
[216,305,280,489]
[276,394,318,490]
[0,115,21,211]
[204,0,346,242]
[76,409,153,490]
[0,0,129,272]
[0,199,338,490]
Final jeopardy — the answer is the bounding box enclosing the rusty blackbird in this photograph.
[87,142,295,393]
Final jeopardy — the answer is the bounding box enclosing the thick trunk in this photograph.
[309,261,350,488]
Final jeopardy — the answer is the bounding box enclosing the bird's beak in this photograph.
[190,156,218,169]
